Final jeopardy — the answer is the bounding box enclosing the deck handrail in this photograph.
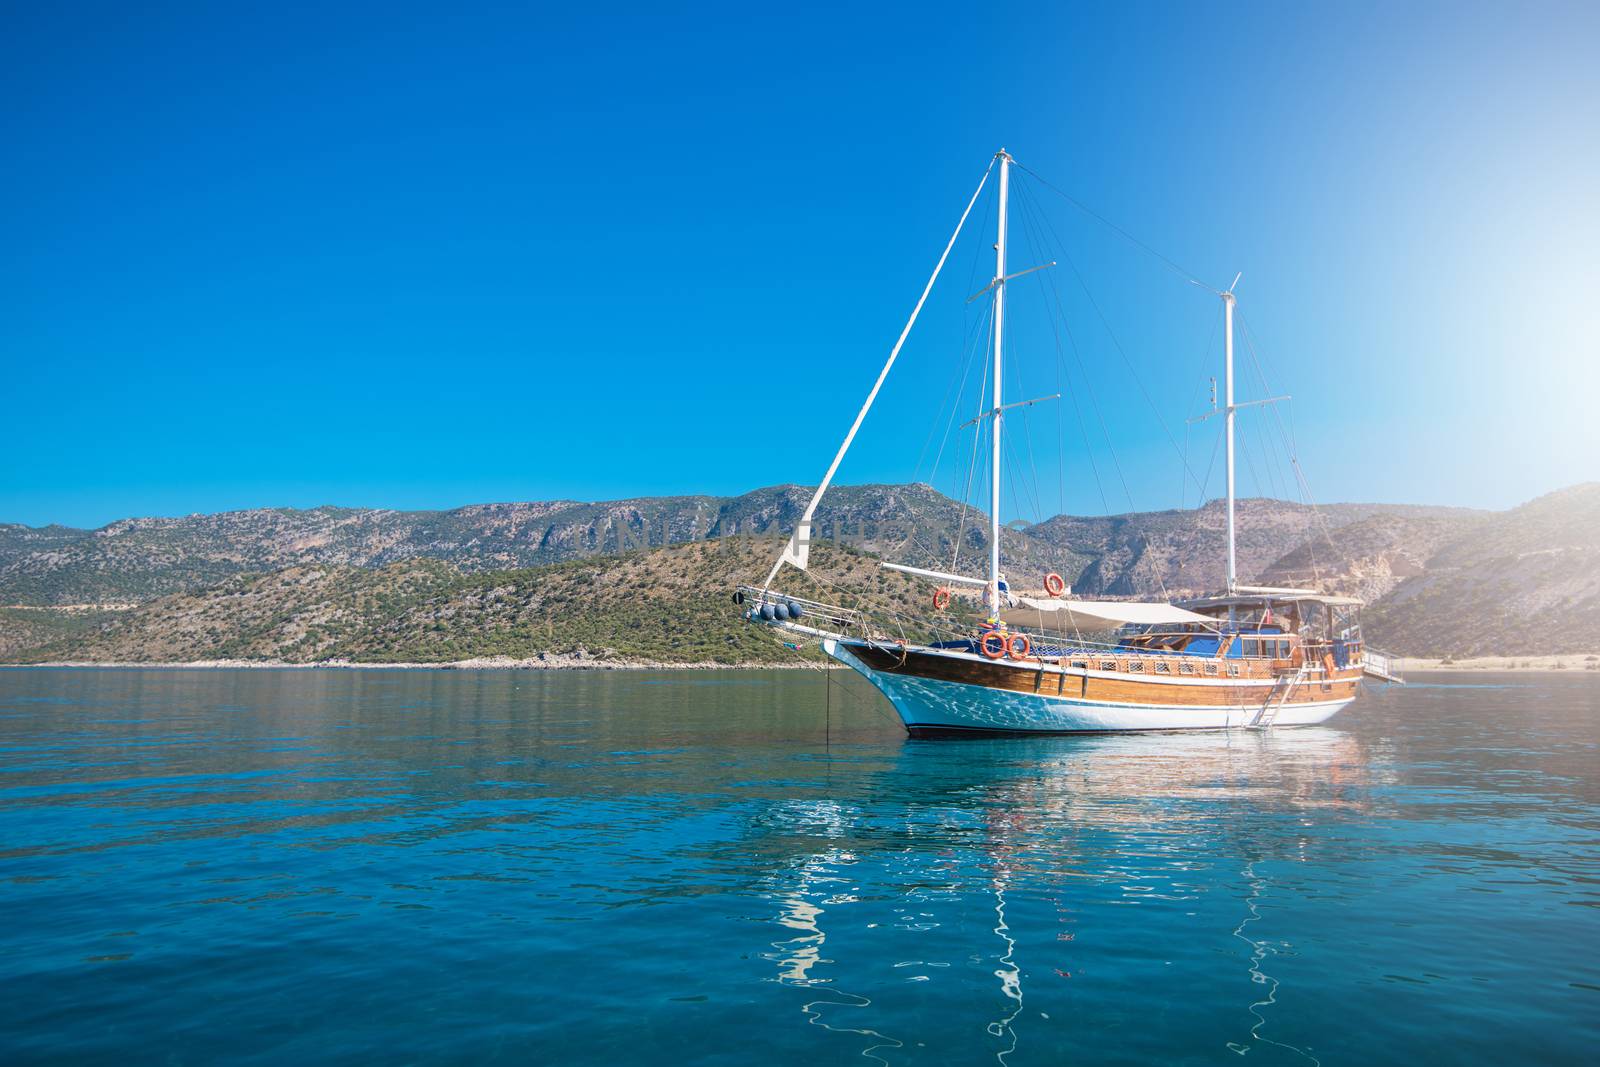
[737,585,867,633]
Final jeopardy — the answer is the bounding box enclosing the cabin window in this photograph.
[1128,660,1145,673]
[1278,640,1290,659]
[1205,663,1219,676]
[1100,660,1117,672]
[1179,661,1194,675]
[1227,664,1241,677]
[1155,661,1171,674]
[1071,659,1088,670]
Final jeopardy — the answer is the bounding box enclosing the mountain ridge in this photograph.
[3,483,1594,660]
[0,484,1483,607]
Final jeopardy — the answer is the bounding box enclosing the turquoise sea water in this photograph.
[1,667,1596,1065]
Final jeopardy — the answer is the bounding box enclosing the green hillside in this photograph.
[7,539,945,666]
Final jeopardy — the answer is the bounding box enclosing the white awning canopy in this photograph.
[1180,591,1364,610]
[1000,598,1217,631]
[878,561,988,587]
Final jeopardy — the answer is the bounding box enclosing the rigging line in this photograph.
[1054,312,1066,520]
[1237,414,1267,504]
[922,301,994,564]
[1003,439,1027,572]
[1017,189,1068,524]
[915,303,985,483]
[950,321,993,575]
[1237,311,1333,585]
[924,298,995,491]
[922,178,1003,481]
[1003,429,1040,552]
[911,336,969,482]
[1237,311,1311,517]
[965,171,999,297]
[1182,315,1224,507]
[1011,179,1112,517]
[1012,182,1072,521]
[1226,325,1289,504]
[1015,176,1176,597]
[1278,403,1326,586]
[1182,421,1191,510]
[1016,405,1047,526]
[823,657,830,748]
[1012,178,1139,516]
[996,299,1047,527]
[1019,175,1212,504]
[1261,418,1286,501]
[1011,159,1219,294]
[1011,177,1190,511]
[1177,314,1222,510]
[1237,310,1309,500]
[1003,194,1058,524]
[1200,418,1224,505]
[934,168,1002,487]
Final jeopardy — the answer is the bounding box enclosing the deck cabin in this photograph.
[980,586,1382,684]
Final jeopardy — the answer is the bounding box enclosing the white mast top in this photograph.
[988,149,1012,620]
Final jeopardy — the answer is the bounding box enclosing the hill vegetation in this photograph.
[7,540,945,667]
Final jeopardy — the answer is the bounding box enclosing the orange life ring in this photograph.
[1007,633,1031,660]
[933,587,952,611]
[1043,572,1066,597]
[979,631,1008,659]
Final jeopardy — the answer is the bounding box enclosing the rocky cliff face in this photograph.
[1259,513,1483,604]
[1024,498,1481,597]
[1361,484,1600,656]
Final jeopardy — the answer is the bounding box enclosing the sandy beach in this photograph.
[1398,654,1600,672]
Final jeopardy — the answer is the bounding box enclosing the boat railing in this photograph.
[737,585,868,635]
[1361,648,1405,684]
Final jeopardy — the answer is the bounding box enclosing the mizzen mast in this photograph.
[1224,284,1237,593]
[1205,274,1288,597]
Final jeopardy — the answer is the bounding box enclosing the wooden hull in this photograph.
[823,638,1362,735]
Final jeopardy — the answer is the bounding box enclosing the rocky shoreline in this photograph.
[1396,654,1600,672]
[15,654,1598,674]
[5,653,823,671]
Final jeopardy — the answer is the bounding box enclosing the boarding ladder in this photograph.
[1251,665,1310,730]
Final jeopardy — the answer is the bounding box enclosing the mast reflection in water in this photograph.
[754,727,1378,1064]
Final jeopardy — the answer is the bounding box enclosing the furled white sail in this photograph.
[775,520,812,572]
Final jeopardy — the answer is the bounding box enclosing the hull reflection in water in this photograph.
[758,727,1374,1064]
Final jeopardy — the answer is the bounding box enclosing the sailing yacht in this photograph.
[739,149,1402,736]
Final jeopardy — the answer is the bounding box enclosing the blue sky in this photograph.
[4,1,1596,529]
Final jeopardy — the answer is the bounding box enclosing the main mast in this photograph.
[989,150,1011,619]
